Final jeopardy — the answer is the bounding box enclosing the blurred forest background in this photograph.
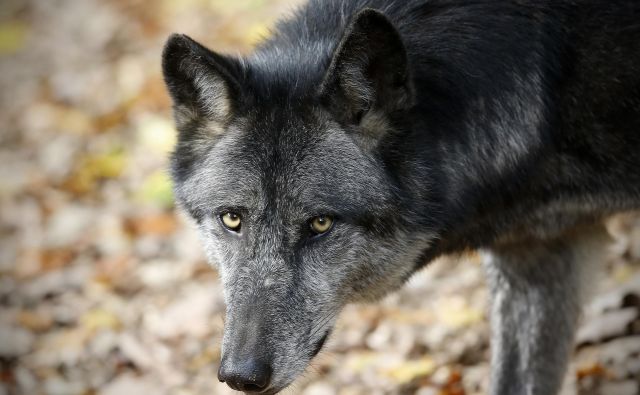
[0,0,639,394]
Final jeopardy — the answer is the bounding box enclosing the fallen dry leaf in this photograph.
[63,148,127,195]
[576,363,609,380]
[39,248,76,272]
[124,213,178,237]
[16,310,54,332]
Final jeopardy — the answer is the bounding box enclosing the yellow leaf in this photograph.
[65,147,127,194]
[136,171,174,208]
[612,263,634,284]
[345,352,380,373]
[137,115,176,154]
[384,358,436,384]
[245,23,271,45]
[81,309,121,332]
[88,148,126,179]
[0,21,28,55]
[437,298,484,328]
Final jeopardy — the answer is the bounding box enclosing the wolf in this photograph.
[161,0,640,393]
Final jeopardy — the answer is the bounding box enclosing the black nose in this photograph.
[218,358,272,393]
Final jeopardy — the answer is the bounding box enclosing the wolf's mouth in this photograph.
[311,329,331,357]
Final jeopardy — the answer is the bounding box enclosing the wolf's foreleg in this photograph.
[483,225,607,395]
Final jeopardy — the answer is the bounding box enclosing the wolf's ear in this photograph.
[319,9,414,125]
[162,34,242,129]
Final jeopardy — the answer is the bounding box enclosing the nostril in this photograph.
[218,358,272,392]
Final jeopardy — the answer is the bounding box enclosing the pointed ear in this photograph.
[319,9,414,125]
[162,34,242,129]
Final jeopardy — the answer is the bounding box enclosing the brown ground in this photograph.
[0,1,639,394]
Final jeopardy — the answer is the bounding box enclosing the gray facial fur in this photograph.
[176,110,433,390]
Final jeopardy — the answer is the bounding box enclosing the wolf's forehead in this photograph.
[199,121,387,215]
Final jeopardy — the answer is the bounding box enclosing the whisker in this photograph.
[307,311,337,342]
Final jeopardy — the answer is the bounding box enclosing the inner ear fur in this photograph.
[162,34,243,129]
[319,9,415,125]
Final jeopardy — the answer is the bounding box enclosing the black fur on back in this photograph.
[165,0,640,260]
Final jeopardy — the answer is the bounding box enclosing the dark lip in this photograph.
[311,329,331,358]
[243,386,282,395]
[243,391,273,395]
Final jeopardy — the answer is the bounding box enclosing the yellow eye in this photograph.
[310,215,333,235]
[221,212,241,231]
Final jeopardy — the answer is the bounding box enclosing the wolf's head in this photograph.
[162,9,435,394]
